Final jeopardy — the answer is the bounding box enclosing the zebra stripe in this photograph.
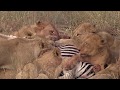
[58,45,80,57]
[75,61,95,79]
[58,61,95,79]
[57,70,74,79]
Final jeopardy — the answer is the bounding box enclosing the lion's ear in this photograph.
[36,21,42,26]
[36,21,45,27]
[35,21,46,30]
[34,22,45,33]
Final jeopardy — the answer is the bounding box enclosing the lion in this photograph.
[71,23,97,46]
[108,35,120,54]
[13,26,36,38]
[98,31,119,49]
[33,47,62,79]
[16,63,38,79]
[97,31,119,49]
[0,37,52,73]
[13,21,60,41]
[57,23,97,46]
[73,22,97,37]
[67,33,117,70]
[97,31,114,47]
[16,47,62,79]
[97,31,120,61]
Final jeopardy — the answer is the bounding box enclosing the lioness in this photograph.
[13,21,60,41]
[97,31,120,61]
[71,33,116,70]
[16,47,62,79]
[56,23,97,46]
[0,69,17,79]
[73,22,97,37]
[0,37,51,72]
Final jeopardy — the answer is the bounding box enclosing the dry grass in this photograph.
[0,11,120,37]
[0,11,120,79]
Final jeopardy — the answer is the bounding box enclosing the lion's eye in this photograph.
[77,33,81,36]
[111,34,114,35]
[50,31,54,34]
[101,40,105,43]
[27,33,32,36]
[92,32,96,33]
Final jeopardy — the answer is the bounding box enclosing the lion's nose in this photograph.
[104,64,108,68]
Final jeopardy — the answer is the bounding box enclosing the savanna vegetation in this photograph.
[0,11,120,38]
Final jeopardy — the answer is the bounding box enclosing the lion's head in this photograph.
[73,23,97,37]
[14,21,60,41]
[75,33,107,57]
[33,21,60,41]
[97,31,114,48]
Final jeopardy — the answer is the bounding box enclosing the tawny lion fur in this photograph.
[0,37,52,73]
[13,21,60,41]
[57,23,97,46]
[97,31,120,61]
[16,47,62,79]
[65,33,116,71]
[73,22,97,37]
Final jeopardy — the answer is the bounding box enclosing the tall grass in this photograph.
[0,11,120,37]
[0,11,120,79]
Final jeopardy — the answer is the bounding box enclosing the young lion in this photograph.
[16,47,62,79]
[13,21,60,41]
[68,33,116,70]
[73,22,97,37]
[56,23,97,46]
[97,31,120,61]
[0,37,51,72]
